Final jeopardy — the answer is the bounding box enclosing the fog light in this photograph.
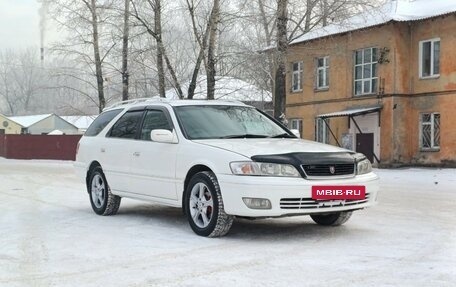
[242,197,272,209]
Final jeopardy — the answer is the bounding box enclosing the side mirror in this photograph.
[290,129,300,138]
[150,129,178,144]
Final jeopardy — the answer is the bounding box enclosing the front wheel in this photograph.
[184,171,234,237]
[310,211,353,226]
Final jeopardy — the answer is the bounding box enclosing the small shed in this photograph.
[9,114,79,135]
[0,114,23,135]
[60,116,96,134]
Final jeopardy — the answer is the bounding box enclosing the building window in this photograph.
[419,38,440,78]
[354,47,378,96]
[316,118,330,144]
[420,113,440,150]
[316,56,329,89]
[291,61,303,92]
[289,118,303,137]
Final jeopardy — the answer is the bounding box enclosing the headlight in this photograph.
[356,158,372,175]
[230,161,301,177]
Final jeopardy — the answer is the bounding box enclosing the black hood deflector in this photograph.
[251,152,355,178]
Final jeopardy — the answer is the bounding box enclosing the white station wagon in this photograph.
[75,98,379,237]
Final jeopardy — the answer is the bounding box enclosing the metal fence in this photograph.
[0,135,82,160]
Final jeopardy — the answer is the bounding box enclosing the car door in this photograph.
[102,109,145,193]
[128,106,179,200]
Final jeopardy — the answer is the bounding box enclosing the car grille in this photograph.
[280,194,369,210]
[301,164,355,177]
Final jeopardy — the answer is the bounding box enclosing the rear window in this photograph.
[85,109,122,137]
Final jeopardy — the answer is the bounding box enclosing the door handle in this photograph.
[133,152,140,157]
[100,148,106,153]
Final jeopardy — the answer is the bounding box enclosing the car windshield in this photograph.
[174,105,291,140]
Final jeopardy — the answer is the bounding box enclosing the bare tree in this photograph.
[185,0,211,99]
[121,0,130,100]
[130,0,183,99]
[0,51,18,115]
[0,49,45,115]
[47,0,117,113]
[2,0,381,117]
[85,0,106,112]
[206,0,221,100]
[273,0,288,119]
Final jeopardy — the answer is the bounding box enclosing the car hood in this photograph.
[193,138,350,158]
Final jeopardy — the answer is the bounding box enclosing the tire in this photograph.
[88,166,121,216]
[184,171,234,237]
[310,211,353,226]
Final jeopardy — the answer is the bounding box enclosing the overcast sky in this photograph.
[0,0,47,50]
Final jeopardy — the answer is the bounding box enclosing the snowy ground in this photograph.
[0,159,455,287]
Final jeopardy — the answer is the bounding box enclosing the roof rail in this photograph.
[103,97,170,111]
[216,99,245,105]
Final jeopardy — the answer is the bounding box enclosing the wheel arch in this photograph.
[86,161,102,192]
[182,164,214,211]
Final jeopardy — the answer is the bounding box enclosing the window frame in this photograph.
[353,47,378,96]
[419,38,440,79]
[138,106,175,141]
[289,118,303,137]
[419,112,440,151]
[316,56,329,90]
[107,109,146,140]
[315,117,330,144]
[84,109,123,137]
[291,61,303,92]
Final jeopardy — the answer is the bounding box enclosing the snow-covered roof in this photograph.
[60,116,96,130]
[165,76,272,102]
[9,114,53,128]
[48,130,64,135]
[290,0,456,45]
[317,106,382,118]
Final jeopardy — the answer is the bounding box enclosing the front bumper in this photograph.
[217,172,379,217]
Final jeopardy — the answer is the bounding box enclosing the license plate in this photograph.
[311,185,366,200]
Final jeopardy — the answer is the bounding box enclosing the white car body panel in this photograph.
[75,99,379,218]
[127,139,179,200]
[218,173,379,217]
[194,138,349,157]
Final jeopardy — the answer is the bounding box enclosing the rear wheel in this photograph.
[310,211,352,226]
[88,167,121,216]
[184,171,234,237]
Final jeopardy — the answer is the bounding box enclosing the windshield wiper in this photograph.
[269,133,295,138]
[220,134,269,139]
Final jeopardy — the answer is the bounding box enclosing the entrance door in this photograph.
[0,129,4,135]
[356,133,374,163]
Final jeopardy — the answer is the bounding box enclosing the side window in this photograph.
[420,112,440,150]
[85,109,122,136]
[419,38,440,78]
[291,61,303,92]
[140,110,172,141]
[316,56,329,90]
[354,47,378,96]
[289,118,303,137]
[108,110,144,139]
[315,117,330,144]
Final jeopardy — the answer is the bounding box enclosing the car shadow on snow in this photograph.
[228,218,368,241]
[115,203,375,241]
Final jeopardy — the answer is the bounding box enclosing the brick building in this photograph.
[286,0,456,166]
